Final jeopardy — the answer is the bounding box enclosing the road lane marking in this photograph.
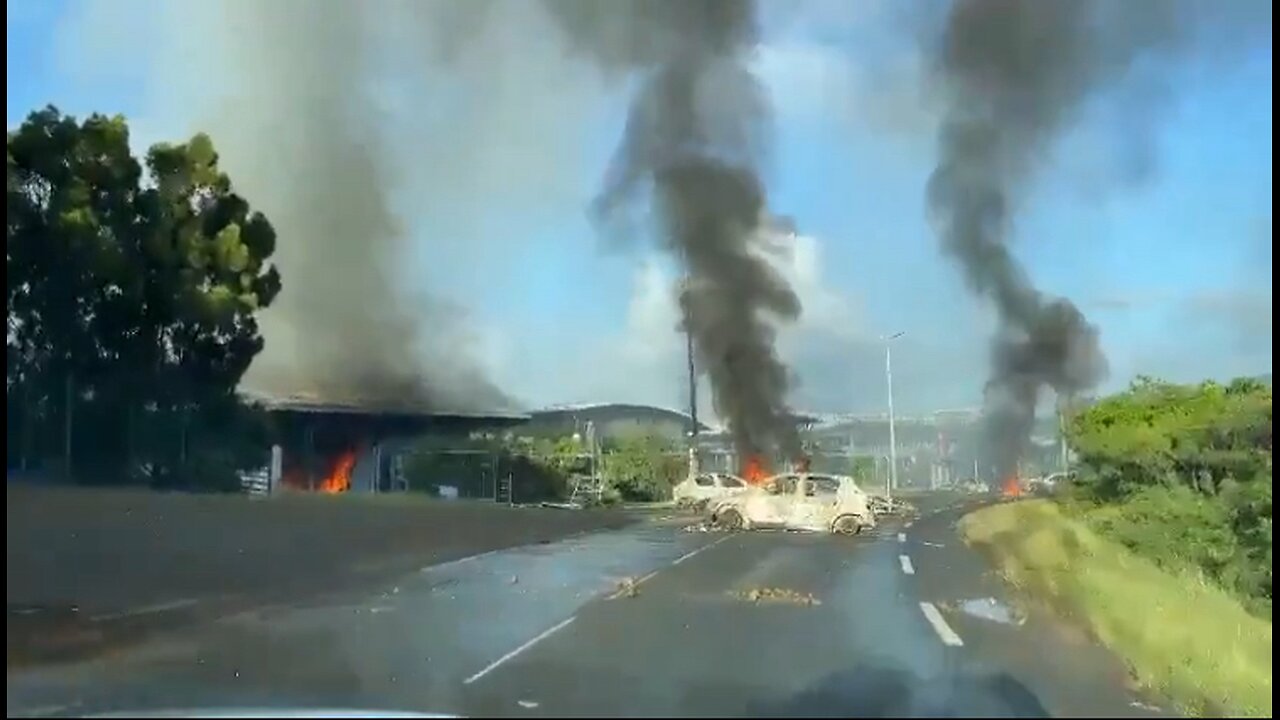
[897,532,906,543]
[421,548,502,574]
[463,615,577,685]
[608,535,732,600]
[919,602,964,646]
[905,521,914,528]
[672,534,731,566]
[89,598,199,623]
[899,555,915,575]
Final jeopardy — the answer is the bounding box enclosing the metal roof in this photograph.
[239,389,530,421]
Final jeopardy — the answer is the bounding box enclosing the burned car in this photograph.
[708,473,876,535]
[673,472,750,511]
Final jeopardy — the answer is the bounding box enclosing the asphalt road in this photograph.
[7,485,633,668]
[7,495,1173,718]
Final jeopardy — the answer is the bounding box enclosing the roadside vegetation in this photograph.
[7,107,280,490]
[404,429,686,503]
[963,376,1272,716]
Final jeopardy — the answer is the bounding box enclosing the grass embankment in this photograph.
[961,499,1272,718]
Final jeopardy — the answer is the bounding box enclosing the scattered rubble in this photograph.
[682,522,724,533]
[731,587,822,607]
[870,496,917,517]
[938,597,1026,626]
[616,577,640,598]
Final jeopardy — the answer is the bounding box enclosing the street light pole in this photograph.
[882,331,905,499]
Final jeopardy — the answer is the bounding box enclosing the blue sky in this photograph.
[7,0,1273,416]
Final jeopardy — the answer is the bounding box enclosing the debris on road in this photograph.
[682,522,723,533]
[539,501,583,510]
[921,541,945,548]
[616,577,640,598]
[869,496,917,517]
[517,700,540,709]
[731,587,822,607]
[940,597,1025,626]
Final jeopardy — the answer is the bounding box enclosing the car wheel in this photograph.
[832,514,863,536]
[716,508,744,531]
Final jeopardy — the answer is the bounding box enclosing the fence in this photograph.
[239,467,271,497]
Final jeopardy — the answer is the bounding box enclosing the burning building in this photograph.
[243,391,529,494]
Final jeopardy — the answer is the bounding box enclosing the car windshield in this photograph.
[7,2,1268,718]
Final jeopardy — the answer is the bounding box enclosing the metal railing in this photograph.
[239,467,271,497]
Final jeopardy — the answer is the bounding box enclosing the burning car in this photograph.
[672,472,750,511]
[708,473,875,535]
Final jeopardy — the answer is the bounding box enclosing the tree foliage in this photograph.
[7,106,280,488]
[1066,376,1272,615]
[600,431,684,502]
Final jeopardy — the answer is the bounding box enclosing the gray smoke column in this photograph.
[547,0,803,460]
[925,0,1195,477]
[187,2,512,413]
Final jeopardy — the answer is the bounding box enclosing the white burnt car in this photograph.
[672,472,750,510]
[708,473,876,535]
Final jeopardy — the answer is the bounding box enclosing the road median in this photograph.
[960,499,1272,718]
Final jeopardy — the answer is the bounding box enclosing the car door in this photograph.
[787,475,840,531]
[747,474,796,526]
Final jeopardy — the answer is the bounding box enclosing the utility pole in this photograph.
[1058,395,1070,472]
[882,332,905,498]
[683,267,700,478]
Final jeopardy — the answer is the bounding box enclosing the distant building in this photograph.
[525,403,708,444]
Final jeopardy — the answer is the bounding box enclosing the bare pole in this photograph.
[882,332,905,498]
[682,253,700,478]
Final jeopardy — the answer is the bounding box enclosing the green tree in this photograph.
[600,432,683,501]
[1065,376,1272,615]
[7,106,280,488]
[850,456,876,484]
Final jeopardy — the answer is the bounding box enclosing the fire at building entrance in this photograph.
[244,392,528,495]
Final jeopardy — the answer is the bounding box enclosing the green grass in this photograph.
[961,499,1273,717]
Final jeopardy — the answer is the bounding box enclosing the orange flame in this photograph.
[1001,475,1023,498]
[281,448,358,493]
[317,449,357,494]
[741,455,769,485]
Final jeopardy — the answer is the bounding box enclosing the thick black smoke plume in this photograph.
[553,1,803,460]
[924,0,1198,477]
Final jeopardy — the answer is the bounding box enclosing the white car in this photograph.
[708,473,876,535]
[672,472,750,510]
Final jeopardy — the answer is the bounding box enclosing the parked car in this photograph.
[672,472,750,510]
[708,473,875,535]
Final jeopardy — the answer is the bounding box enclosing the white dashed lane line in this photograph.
[89,598,199,623]
[897,532,906,543]
[919,602,965,647]
[899,554,915,575]
[463,615,578,685]
[672,534,731,565]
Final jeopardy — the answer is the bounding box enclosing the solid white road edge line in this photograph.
[897,532,906,543]
[919,602,964,646]
[672,534,731,566]
[463,615,578,685]
[899,555,915,575]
